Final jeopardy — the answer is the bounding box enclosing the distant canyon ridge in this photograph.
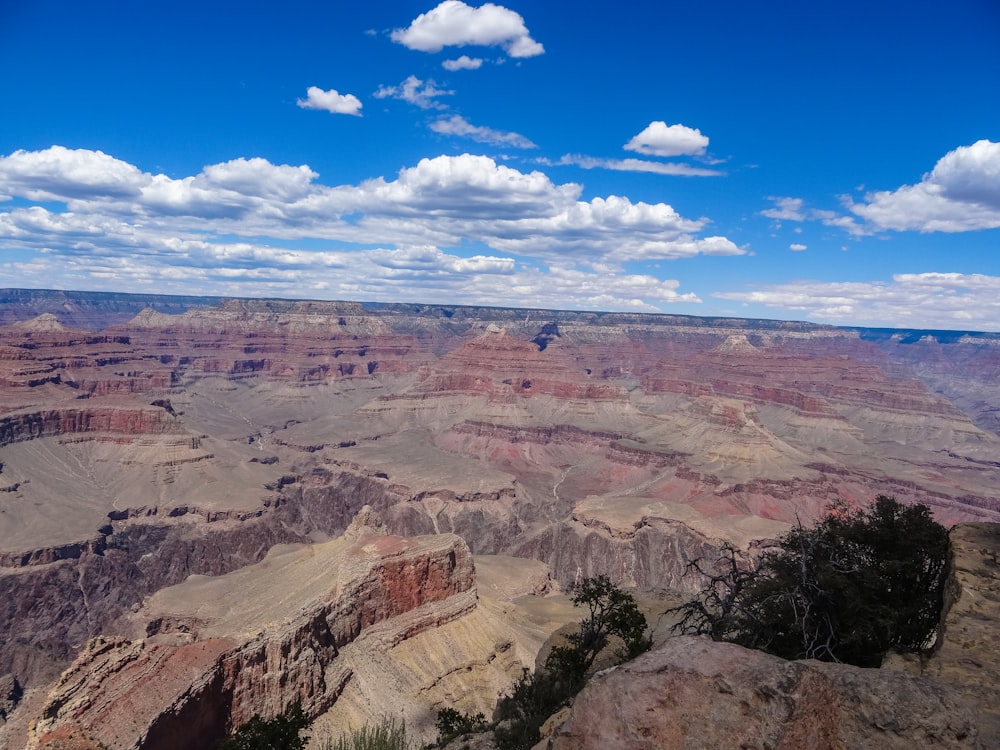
[1,288,999,748]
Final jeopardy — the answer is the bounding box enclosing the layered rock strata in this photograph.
[2,294,1000,736]
[24,512,480,750]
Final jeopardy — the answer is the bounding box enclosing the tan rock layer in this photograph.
[26,531,476,750]
[889,522,1000,741]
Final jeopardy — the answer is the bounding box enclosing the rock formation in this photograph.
[1,291,999,748]
[886,522,1000,741]
[543,521,1000,749]
[22,509,507,749]
[545,636,979,749]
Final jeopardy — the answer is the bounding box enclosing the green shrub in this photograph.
[433,708,489,746]
[318,717,411,750]
[218,703,310,750]
[670,495,950,667]
[493,575,650,750]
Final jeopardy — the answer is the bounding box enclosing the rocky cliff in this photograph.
[1,292,1000,748]
[21,510,487,749]
[886,522,1000,741]
[542,521,1000,749]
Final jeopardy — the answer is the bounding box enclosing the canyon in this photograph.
[0,288,999,748]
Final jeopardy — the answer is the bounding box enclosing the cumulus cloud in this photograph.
[551,154,722,177]
[341,153,580,224]
[0,145,149,202]
[484,196,745,262]
[790,243,807,251]
[374,75,453,109]
[429,115,536,148]
[391,1,543,58]
[624,121,709,158]
[761,197,807,222]
[368,245,514,274]
[0,146,745,310]
[770,142,1000,238]
[198,158,320,201]
[442,55,483,70]
[849,140,1000,232]
[716,272,1000,331]
[296,86,363,116]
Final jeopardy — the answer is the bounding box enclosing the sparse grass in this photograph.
[316,717,412,750]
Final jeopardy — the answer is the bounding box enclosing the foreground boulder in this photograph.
[546,522,1000,749]
[546,636,979,749]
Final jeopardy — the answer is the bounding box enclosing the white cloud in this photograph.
[368,245,514,274]
[0,145,149,202]
[716,272,1000,331]
[761,196,866,237]
[624,121,709,158]
[0,229,700,313]
[551,154,722,177]
[374,75,453,109]
[928,140,1000,208]
[790,243,807,251]
[430,115,536,148]
[296,86,363,116]
[761,197,806,221]
[0,147,744,309]
[849,140,1000,232]
[442,55,483,70]
[391,1,544,58]
[198,158,319,201]
[484,196,746,262]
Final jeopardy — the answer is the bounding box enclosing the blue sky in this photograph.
[1,0,999,330]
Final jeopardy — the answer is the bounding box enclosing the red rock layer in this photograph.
[26,529,475,750]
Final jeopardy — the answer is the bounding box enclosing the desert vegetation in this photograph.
[215,576,649,750]
[669,495,950,667]
[320,718,412,750]
[222,710,415,750]
[218,703,310,750]
[492,575,651,750]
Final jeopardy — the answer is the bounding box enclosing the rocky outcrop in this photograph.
[0,511,309,687]
[545,521,1000,749]
[0,407,179,447]
[545,636,980,749]
[25,513,477,750]
[888,522,1000,740]
[0,675,22,724]
[512,496,789,590]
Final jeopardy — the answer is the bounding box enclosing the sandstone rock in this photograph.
[24,521,479,750]
[442,732,498,750]
[547,636,980,749]
[512,495,790,590]
[887,522,1000,740]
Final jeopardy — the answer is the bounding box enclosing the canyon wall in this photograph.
[1,292,999,747]
[23,512,483,749]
